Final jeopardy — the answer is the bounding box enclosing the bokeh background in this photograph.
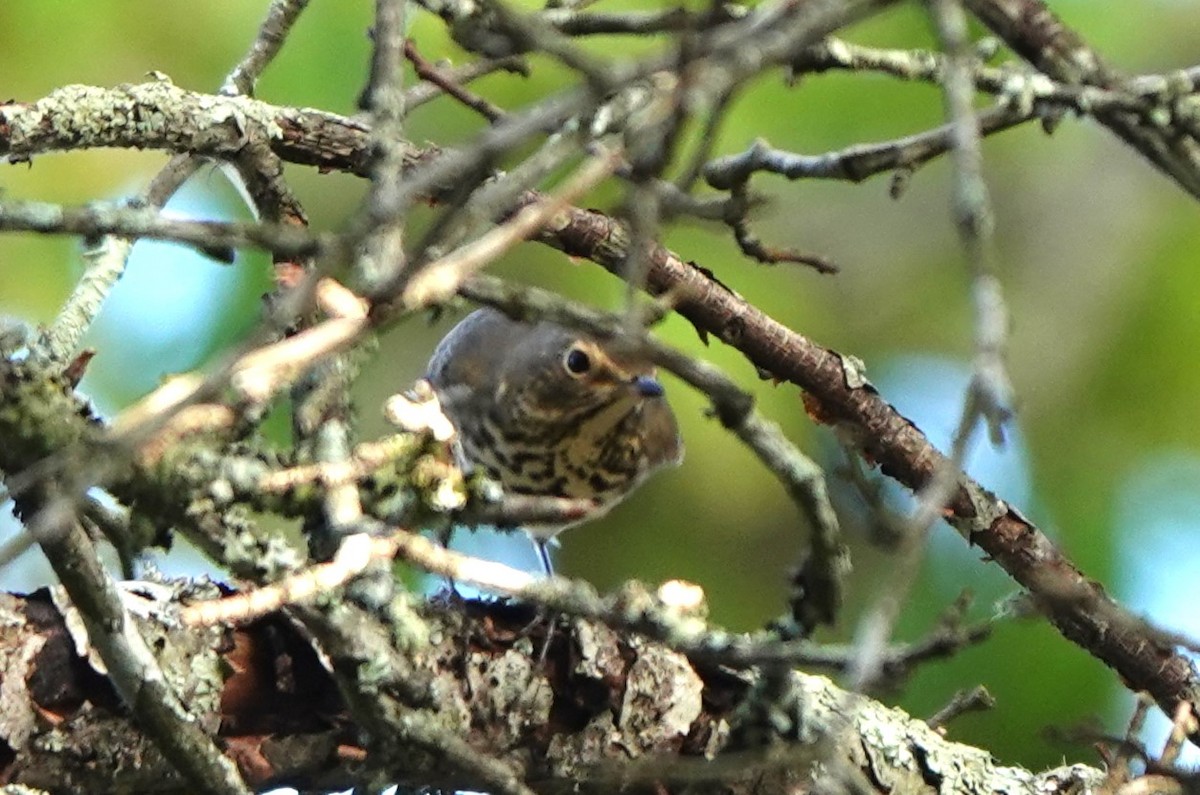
[3,0,1200,774]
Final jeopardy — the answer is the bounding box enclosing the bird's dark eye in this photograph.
[564,347,591,376]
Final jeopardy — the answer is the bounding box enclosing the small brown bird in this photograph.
[426,307,683,575]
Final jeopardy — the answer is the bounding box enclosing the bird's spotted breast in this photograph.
[456,400,652,504]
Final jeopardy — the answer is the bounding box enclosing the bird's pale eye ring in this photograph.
[563,347,591,376]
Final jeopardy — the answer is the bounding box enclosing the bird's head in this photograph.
[499,322,666,426]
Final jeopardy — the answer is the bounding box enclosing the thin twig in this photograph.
[403,54,529,111]
[356,0,411,289]
[183,532,382,626]
[404,38,506,121]
[221,0,312,96]
[400,148,621,307]
[926,685,996,729]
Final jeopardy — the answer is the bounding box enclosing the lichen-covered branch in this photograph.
[0,583,1106,794]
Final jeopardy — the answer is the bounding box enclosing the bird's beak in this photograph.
[631,375,665,398]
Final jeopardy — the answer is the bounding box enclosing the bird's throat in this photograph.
[565,398,636,466]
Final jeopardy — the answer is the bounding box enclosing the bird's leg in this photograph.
[433,522,462,597]
[534,538,555,579]
[525,536,559,664]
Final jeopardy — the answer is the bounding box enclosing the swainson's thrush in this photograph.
[426,308,683,574]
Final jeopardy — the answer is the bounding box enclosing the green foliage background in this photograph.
[3,0,1200,772]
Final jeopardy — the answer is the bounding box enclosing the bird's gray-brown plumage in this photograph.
[426,308,682,572]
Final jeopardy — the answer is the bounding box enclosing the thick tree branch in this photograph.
[0,583,1106,793]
